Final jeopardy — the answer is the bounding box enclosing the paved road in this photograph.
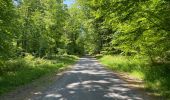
[30,57,150,100]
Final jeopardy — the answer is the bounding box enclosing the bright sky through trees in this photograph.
[64,0,75,6]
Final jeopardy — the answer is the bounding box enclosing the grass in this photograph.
[0,54,78,95]
[97,55,170,98]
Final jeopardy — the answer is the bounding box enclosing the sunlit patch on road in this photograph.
[27,57,151,100]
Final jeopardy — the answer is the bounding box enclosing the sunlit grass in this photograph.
[130,70,144,79]
[99,55,146,75]
[98,55,170,98]
[0,54,78,95]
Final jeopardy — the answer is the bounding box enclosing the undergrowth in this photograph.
[98,55,170,98]
[0,54,78,95]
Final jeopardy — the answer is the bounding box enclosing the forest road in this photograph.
[28,56,153,100]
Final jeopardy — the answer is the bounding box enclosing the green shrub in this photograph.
[0,54,78,94]
[99,55,170,97]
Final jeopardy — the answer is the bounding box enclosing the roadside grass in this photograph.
[97,55,170,98]
[0,54,78,95]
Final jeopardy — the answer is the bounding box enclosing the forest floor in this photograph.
[0,57,162,100]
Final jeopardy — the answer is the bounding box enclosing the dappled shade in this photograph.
[30,57,149,100]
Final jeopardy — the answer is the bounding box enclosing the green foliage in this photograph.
[99,55,170,98]
[77,1,170,97]
[0,54,78,94]
[77,0,170,61]
[99,55,146,75]
[15,0,69,56]
[0,0,86,59]
[0,0,170,97]
[145,63,170,98]
[0,0,16,59]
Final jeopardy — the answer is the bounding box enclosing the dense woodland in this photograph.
[1,0,170,62]
[77,0,170,62]
[0,0,170,98]
[0,0,85,58]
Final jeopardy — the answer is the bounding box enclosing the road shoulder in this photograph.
[0,64,75,100]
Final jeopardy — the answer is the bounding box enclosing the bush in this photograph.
[99,55,170,98]
[0,54,78,95]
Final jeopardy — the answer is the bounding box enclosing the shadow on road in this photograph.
[31,57,150,100]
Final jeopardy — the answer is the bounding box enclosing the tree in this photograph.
[76,0,170,62]
[0,0,16,59]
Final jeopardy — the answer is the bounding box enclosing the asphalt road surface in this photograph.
[29,57,151,100]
